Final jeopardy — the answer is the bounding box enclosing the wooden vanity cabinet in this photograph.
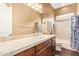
[15,47,35,56]
[36,43,52,56]
[15,37,56,56]
[51,37,56,56]
[36,45,48,56]
[35,39,52,56]
[35,39,51,53]
[47,43,52,56]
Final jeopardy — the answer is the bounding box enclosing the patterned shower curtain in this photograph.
[71,15,79,50]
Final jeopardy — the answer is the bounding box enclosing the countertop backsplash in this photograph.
[0,33,43,42]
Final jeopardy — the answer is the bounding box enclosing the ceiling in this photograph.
[50,3,73,9]
[24,3,43,13]
[24,3,74,13]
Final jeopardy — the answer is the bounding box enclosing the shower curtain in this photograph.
[71,15,79,50]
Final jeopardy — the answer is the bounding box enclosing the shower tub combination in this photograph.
[55,13,78,53]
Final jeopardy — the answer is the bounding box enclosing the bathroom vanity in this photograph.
[15,37,55,56]
[0,35,56,56]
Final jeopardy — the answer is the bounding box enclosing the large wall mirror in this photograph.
[42,14,54,34]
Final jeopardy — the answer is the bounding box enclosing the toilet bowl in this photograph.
[56,38,77,52]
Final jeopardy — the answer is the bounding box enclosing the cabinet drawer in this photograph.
[15,47,35,56]
[35,39,51,52]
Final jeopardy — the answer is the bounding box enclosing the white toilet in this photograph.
[56,39,62,51]
[55,38,77,52]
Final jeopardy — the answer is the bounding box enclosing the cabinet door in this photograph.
[15,47,35,56]
[36,43,52,56]
[47,43,52,56]
[36,46,48,56]
[35,39,51,53]
[51,38,56,56]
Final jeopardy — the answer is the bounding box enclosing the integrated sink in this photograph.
[0,34,55,56]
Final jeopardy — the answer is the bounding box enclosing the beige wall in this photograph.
[77,4,79,14]
[12,3,41,35]
[41,3,54,19]
[55,3,77,16]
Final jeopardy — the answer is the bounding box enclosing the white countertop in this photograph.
[0,35,55,56]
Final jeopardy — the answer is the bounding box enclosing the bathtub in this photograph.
[56,39,77,51]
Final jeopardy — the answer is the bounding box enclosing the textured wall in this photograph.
[55,3,77,16]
